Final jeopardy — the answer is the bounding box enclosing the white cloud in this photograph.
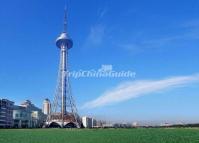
[82,73,199,109]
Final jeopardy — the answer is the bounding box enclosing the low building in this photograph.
[102,123,113,128]
[13,105,32,128]
[113,123,132,128]
[132,122,138,127]
[31,110,45,127]
[82,116,92,128]
[82,116,98,128]
[96,120,103,128]
[13,100,45,128]
[0,99,14,128]
[92,118,97,127]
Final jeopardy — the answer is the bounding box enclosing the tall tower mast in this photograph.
[56,8,72,121]
[48,7,80,128]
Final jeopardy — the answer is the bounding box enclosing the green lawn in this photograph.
[0,128,199,143]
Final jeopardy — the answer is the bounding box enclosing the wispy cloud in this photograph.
[85,24,105,48]
[82,73,199,109]
[119,34,194,53]
[84,8,108,49]
[119,19,199,53]
[98,8,108,20]
[182,19,199,28]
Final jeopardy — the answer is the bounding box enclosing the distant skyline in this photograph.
[0,0,199,123]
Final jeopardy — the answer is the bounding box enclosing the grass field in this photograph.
[0,128,199,143]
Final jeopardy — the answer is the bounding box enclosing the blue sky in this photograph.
[0,0,199,124]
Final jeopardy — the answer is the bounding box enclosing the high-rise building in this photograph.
[43,99,51,115]
[0,99,14,128]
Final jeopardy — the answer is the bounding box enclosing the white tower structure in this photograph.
[47,8,80,128]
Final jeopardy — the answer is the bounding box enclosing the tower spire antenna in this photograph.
[63,5,67,33]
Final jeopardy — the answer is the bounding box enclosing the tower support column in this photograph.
[61,44,67,119]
